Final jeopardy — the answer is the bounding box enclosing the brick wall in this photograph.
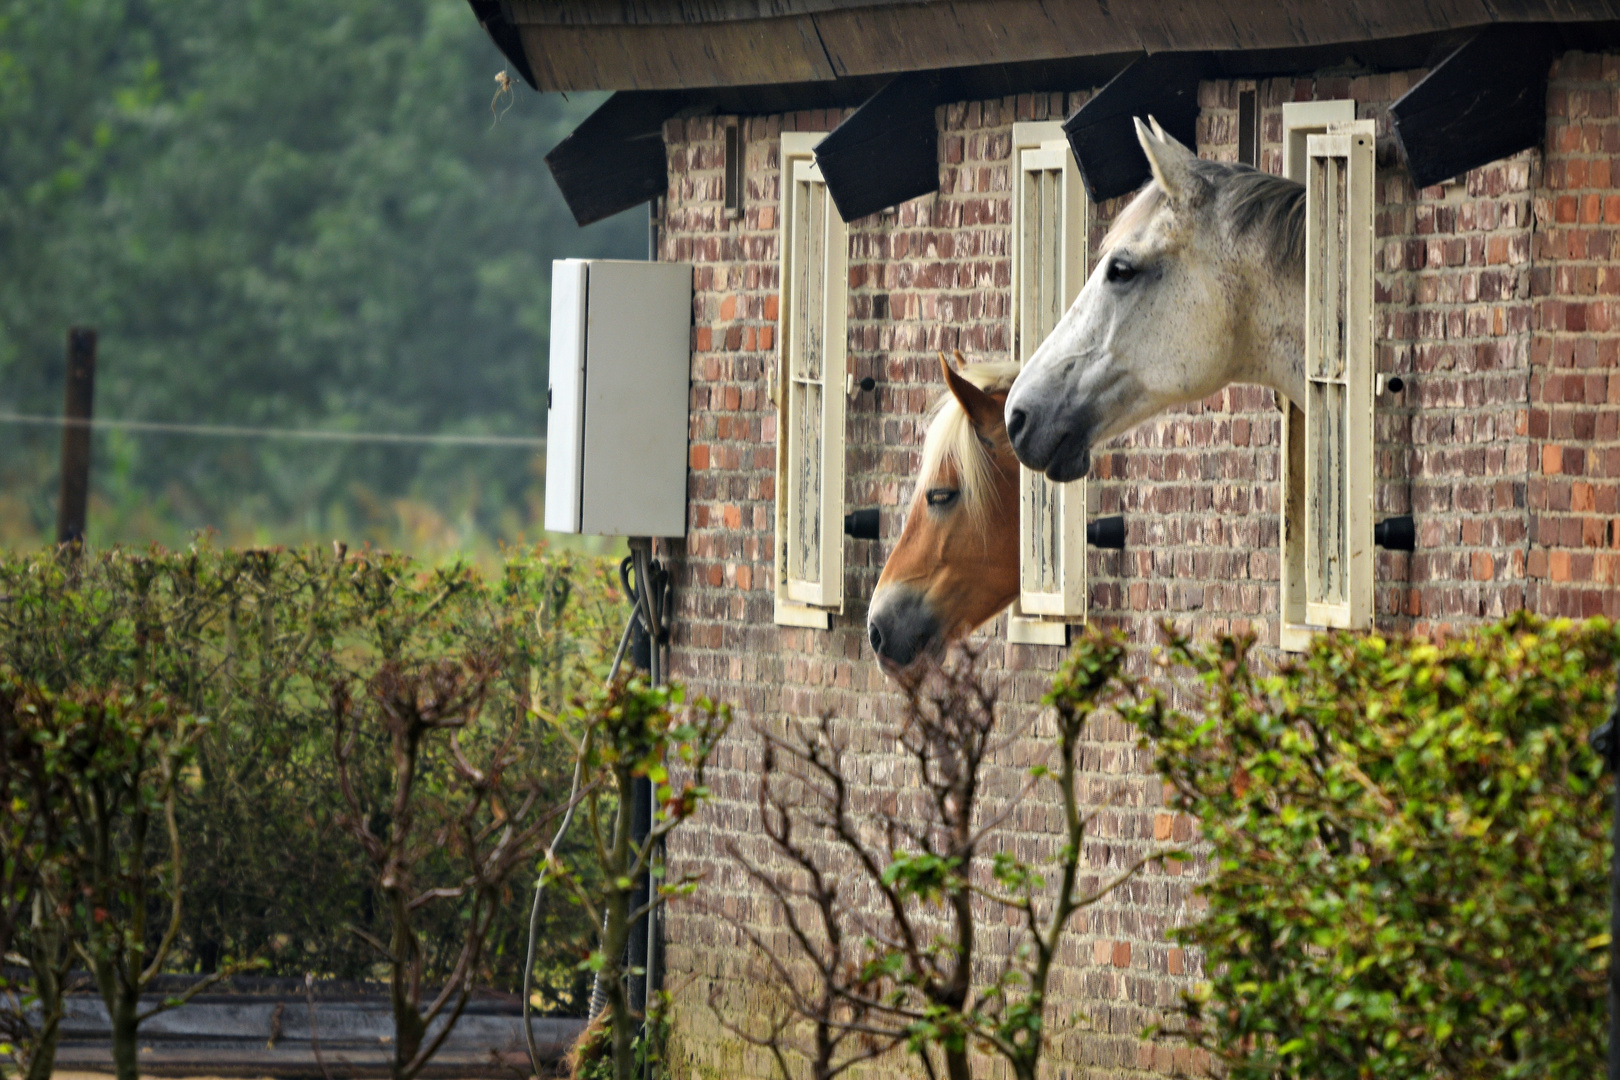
[1530,52,1620,619]
[659,96,1200,1080]
[652,54,1614,1080]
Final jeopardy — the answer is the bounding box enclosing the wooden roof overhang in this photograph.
[478,0,1620,93]
[464,3,1620,224]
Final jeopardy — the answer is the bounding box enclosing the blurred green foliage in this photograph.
[1126,614,1619,1080]
[0,540,625,1015]
[0,0,644,556]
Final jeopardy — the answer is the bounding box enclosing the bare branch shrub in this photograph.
[546,677,731,1080]
[723,632,1173,1080]
[330,654,566,1080]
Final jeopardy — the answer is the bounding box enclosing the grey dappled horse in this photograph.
[1005,118,1310,480]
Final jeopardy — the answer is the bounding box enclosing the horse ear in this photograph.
[1134,115,1198,207]
[940,352,1002,435]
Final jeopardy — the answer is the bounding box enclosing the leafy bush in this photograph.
[1124,613,1618,1080]
[546,677,731,1080]
[0,540,624,1076]
[1,677,207,1080]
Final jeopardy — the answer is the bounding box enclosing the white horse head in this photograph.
[1005,117,1309,480]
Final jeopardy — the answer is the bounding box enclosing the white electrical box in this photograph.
[544,259,693,537]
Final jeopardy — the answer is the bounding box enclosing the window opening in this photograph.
[1238,88,1259,167]
[724,123,743,219]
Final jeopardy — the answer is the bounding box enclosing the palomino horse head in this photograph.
[867,353,1021,675]
[1005,117,1310,480]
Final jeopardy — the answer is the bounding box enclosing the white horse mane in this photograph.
[1101,158,1306,266]
[914,361,1021,531]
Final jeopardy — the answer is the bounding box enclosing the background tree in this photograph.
[0,0,643,555]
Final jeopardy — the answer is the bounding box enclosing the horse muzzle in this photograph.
[1005,384,1094,482]
[867,585,942,673]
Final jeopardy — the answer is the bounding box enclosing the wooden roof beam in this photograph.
[1063,52,1211,203]
[545,91,693,226]
[816,72,945,222]
[1391,23,1559,190]
[811,55,1142,221]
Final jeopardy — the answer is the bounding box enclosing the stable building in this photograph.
[476,3,1620,1075]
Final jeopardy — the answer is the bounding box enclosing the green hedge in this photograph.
[0,541,622,1002]
[1126,614,1618,1079]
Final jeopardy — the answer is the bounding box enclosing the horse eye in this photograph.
[925,488,959,509]
[1106,257,1138,284]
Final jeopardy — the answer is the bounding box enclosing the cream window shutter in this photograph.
[1299,121,1375,632]
[774,135,848,627]
[1009,125,1088,643]
[1277,100,1358,651]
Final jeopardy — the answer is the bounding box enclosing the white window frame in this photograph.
[1278,103,1374,649]
[1007,122,1089,647]
[774,133,848,629]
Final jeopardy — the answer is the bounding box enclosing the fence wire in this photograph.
[0,411,545,449]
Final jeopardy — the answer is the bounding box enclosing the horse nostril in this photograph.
[1006,407,1028,446]
[868,622,884,655]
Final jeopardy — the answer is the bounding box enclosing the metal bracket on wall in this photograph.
[844,508,880,539]
[1373,515,1415,552]
[1086,515,1125,549]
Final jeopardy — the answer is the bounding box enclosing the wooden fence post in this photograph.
[56,327,96,546]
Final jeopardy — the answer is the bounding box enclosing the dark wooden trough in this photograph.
[45,977,585,1078]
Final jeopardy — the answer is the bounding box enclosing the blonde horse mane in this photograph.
[913,360,1021,532]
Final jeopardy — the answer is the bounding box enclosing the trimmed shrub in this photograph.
[0,541,621,999]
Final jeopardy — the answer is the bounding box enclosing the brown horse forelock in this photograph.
[875,386,1022,643]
